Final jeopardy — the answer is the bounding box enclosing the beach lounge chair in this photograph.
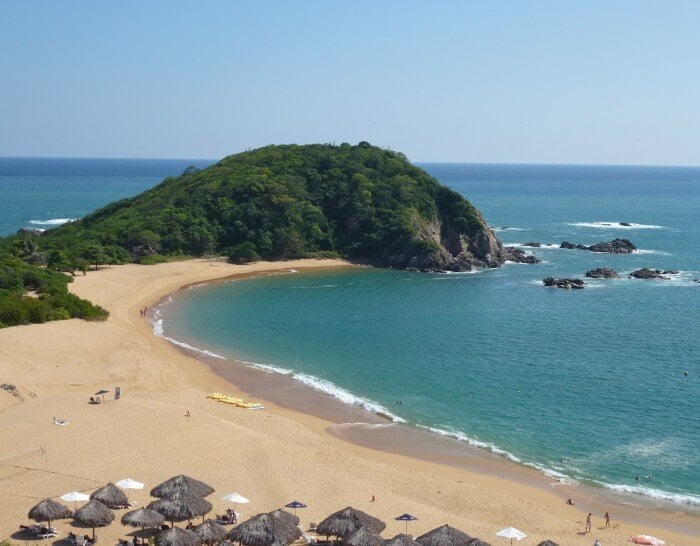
[37,527,59,539]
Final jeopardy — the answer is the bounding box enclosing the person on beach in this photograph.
[594,539,601,546]
[566,498,575,505]
[603,512,610,528]
[585,513,592,533]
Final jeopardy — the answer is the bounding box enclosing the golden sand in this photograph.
[0,259,697,545]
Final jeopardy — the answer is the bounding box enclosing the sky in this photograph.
[1,1,699,165]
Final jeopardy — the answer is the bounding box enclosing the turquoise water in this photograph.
[157,164,700,508]
[1,159,698,508]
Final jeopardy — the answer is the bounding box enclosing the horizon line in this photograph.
[1,154,700,170]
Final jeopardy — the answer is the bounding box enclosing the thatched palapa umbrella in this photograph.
[193,519,227,545]
[345,526,385,546]
[122,508,166,530]
[267,509,300,542]
[536,542,559,546]
[467,540,491,546]
[387,535,421,546]
[151,475,215,498]
[74,499,115,539]
[228,513,299,546]
[91,482,130,509]
[28,498,72,528]
[416,525,472,546]
[156,527,202,546]
[317,507,386,539]
[148,491,213,525]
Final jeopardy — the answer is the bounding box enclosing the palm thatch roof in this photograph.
[466,540,491,546]
[266,510,301,543]
[316,507,386,538]
[268,509,299,528]
[151,475,215,498]
[156,527,202,546]
[228,513,300,546]
[219,541,235,546]
[28,498,72,524]
[148,491,213,523]
[345,526,385,546]
[416,525,472,546]
[122,508,166,528]
[386,534,421,546]
[91,482,130,509]
[193,519,227,545]
[74,499,115,538]
[536,542,560,546]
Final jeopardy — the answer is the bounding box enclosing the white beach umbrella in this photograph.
[116,478,145,490]
[222,493,249,520]
[60,491,90,510]
[116,478,145,505]
[496,527,526,545]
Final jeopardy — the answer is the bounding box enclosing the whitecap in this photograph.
[29,218,76,225]
[566,221,664,230]
[598,482,700,506]
[492,227,527,232]
[419,425,523,463]
[151,316,226,359]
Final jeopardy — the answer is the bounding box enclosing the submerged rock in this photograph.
[501,247,542,264]
[522,242,541,247]
[560,241,589,250]
[585,267,619,279]
[543,277,586,289]
[619,222,632,227]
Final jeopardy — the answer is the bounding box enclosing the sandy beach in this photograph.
[0,259,697,546]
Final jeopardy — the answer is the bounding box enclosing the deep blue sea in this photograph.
[2,159,698,509]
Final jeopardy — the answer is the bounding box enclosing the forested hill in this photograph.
[41,143,505,271]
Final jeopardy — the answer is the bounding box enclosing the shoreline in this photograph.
[1,259,697,546]
[152,266,700,534]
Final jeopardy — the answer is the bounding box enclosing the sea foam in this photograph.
[29,217,76,225]
[599,482,700,506]
[567,221,664,230]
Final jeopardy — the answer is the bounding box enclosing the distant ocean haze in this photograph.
[1,158,698,510]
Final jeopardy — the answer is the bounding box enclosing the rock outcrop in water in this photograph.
[500,247,542,264]
[543,277,586,289]
[585,268,619,279]
[560,238,636,254]
[629,268,679,280]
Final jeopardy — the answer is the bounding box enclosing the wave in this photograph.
[632,249,672,256]
[510,243,562,249]
[29,217,76,225]
[598,482,700,506]
[419,425,523,464]
[151,313,226,359]
[492,226,526,232]
[567,221,664,230]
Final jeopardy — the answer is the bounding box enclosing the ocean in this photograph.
[1,158,698,512]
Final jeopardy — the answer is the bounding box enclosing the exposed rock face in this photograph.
[629,268,678,280]
[619,222,632,227]
[585,268,619,279]
[501,247,542,264]
[560,238,636,253]
[560,241,589,250]
[543,277,586,289]
[588,238,636,253]
[522,242,541,247]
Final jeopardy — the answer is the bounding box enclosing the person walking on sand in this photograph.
[594,539,602,546]
[604,512,610,528]
[585,513,592,533]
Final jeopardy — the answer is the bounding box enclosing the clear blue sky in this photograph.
[1,1,699,164]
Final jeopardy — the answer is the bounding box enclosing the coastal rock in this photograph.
[522,242,541,247]
[585,267,619,279]
[560,241,589,250]
[543,277,586,289]
[588,238,636,253]
[17,227,44,236]
[619,222,632,227]
[501,247,542,264]
[629,268,677,280]
[560,238,636,253]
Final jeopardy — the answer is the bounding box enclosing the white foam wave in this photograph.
[567,221,664,230]
[632,249,672,256]
[29,217,76,225]
[331,422,395,430]
[291,373,406,423]
[151,317,226,359]
[492,227,526,232]
[420,425,523,463]
[511,243,562,249]
[599,483,700,506]
[220,358,406,423]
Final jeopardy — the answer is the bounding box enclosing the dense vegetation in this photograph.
[36,143,496,268]
[0,244,108,328]
[0,142,501,327]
